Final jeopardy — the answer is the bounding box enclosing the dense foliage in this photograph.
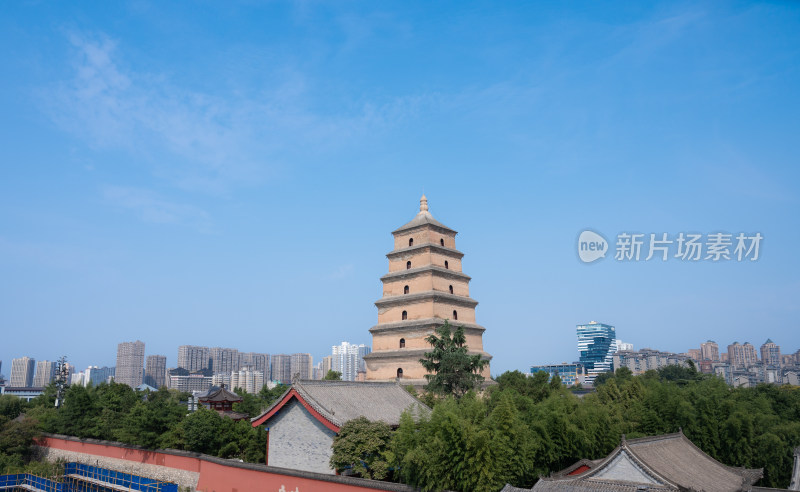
[332,368,800,491]
[323,370,343,380]
[419,321,489,398]
[0,381,289,474]
[2,367,799,491]
[330,416,393,479]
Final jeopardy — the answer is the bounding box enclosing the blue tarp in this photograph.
[0,462,176,492]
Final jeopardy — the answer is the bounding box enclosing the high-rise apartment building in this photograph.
[613,349,690,376]
[271,354,292,384]
[290,353,313,381]
[364,195,492,382]
[33,360,57,387]
[10,357,36,387]
[616,340,634,352]
[168,370,212,393]
[760,339,781,367]
[231,368,265,394]
[116,340,145,387]
[700,341,720,361]
[210,347,239,374]
[239,352,270,379]
[144,355,167,388]
[332,342,372,381]
[177,345,211,372]
[577,321,617,386]
[211,373,231,388]
[728,342,758,369]
[322,355,333,375]
[84,366,115,386]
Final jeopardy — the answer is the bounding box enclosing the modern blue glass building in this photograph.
[530,363,584,386]
[577,321,617,386]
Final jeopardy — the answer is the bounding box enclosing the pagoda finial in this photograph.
[420,194,428,213]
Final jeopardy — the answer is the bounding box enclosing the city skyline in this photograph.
[1,2,799,374]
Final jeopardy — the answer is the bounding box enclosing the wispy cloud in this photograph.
[328,263,354,280]
[44,31,415,195]
[102,185,214,233]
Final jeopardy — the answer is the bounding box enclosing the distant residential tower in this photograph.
[115,340,145,388]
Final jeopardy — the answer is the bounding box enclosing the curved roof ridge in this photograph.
[571,441,677,489]
[293,380,341,427]
[250,385,292,424]
[674,430,763,483]
[619,440,681,489]
[625,431,683,444]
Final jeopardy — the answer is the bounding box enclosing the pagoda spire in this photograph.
[420,194,429,213]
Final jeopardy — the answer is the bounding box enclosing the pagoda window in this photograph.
[400,338,405,348]
[397,368,403,378]
[453,310,458,320]
[406,261,411,270]
[404,285,409,294]
[409,238,414,247]
[449,285,454,294]
[440,238,445,246]
[402,310,408,320]
[444,260,449,269]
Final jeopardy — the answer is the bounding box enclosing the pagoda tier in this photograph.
[364,195,492,384]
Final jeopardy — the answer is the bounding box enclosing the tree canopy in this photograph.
[323,370,342,380]
[419,320,488,398]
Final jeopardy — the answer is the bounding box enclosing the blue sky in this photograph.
[1,1,799,376]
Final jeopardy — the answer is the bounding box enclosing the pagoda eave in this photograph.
[374,291,479,309]
[368,318,486,335]
[363,348,493,361]
[386,243,465,260]
[380,266,472,283]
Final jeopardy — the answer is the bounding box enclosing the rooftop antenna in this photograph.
[54,355,69,408]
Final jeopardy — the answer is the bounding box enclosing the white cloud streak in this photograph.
[102,185,214,233]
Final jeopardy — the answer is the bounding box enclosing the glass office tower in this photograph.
[577,321,617,386]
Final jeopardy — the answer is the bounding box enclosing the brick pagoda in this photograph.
[364,195,492,384]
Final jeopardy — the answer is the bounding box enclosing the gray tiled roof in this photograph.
[536,431,763,492]
[500,485,533,492]
[252,380,430,429]
[393,210,456,234]
[199,385,242,403]
[625,432,762,491]
[532,478,675,491]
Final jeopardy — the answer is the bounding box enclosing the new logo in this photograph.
[578,230,608,263]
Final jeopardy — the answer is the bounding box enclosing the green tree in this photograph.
[330,417,393,479]
[592,371,614,386]
[323,370,342,380]
[0,395,24,422]
[419,321,488,398]
[258,385,287,407]
[615,366,633,381]
[232,389,263,419]
[181,407,224,455]
[0,417,40,474]
[115,388,185,448]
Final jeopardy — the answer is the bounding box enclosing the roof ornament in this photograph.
[420,194,428,213]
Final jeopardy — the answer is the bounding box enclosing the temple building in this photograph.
[502,431,767,492]
[364,195,492,384]
[197,384,247,421]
